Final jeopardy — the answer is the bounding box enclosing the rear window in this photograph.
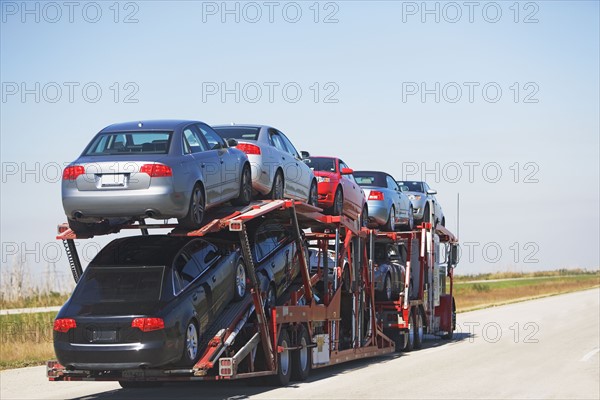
[398,181,424,193]
[354,172,386,187]
[92,237,184,266]
[84,132,172,155]
[71,266,164,304]
[305,157,336,173]
[213,127,260,141]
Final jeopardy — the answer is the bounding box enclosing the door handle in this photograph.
[201,163,206,168]
[212,276,216,282]
[220,159,224,164]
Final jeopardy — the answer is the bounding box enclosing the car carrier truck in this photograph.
[47,199,459,386]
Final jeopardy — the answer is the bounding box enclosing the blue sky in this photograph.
[1,0,599,279]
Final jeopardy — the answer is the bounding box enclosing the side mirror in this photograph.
[449,244,459,267]
[300,151,310,159]
[341,167,354,175]
[227,138,238,147]
[426,189,437,195]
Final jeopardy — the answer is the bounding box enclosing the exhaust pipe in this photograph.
[74,212,83,219]
[145,210,155,218]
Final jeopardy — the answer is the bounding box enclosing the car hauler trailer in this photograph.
[47,199,457,386]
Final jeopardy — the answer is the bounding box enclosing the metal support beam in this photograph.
[62,239,82,283]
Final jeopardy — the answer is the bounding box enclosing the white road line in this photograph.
[0,306,61,315]
[580,348,600,362]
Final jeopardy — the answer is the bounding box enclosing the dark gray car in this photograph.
[62,120,252,236]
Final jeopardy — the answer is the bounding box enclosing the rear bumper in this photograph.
[62,186,190,221]
[54,340,178,370]
[366,201,389,226]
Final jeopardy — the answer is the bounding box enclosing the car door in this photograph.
[189,239,233,316]
[278,131,312,200]
[182,125,221,205]
[268,130,297,198]
[386,175,407,223]
[197,123,239,202]
[339,160,362,217]
[172,249,210,332]
[254,224,290,297]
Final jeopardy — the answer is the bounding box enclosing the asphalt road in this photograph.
[1,288,598,400]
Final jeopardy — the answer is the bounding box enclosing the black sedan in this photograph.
[53,235,247,372]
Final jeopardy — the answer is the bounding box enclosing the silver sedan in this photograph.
[213,125,318,205]
[353,171,414,231]
[62,120,252,236]
[397,180,445,226]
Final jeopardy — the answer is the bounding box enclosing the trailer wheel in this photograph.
[270,329,292,386]
[291,325,311,381]
[414,310,424,350]
[404,310,415,352]
[119,381,163,389]
[442,298,456,340]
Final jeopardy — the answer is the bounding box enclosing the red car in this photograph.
[304,156,368,226]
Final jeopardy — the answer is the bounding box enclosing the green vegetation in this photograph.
[0,312,57,370]
[454,268,598,282]
[0,292,69,310]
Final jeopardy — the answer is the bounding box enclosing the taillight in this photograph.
[131,318,165,332]
[368,190,384,201]
[140,164,173,177]
[236,143,261,155]
[62,166,84,181]
[54,318,77,332]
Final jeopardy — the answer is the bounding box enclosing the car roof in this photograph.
[212,124,272,130]
[101,120,202,132]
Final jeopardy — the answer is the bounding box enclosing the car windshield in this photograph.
[305,157,336,172]
[84,132,172,155]
[71,266,164,304]
[398,181,424,193]
[213,127,260,141]
[354,172,386,187]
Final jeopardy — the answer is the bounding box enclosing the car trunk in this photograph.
[73,156,167,191]
[65,265,165,344]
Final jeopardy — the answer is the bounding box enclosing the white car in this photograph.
[214,125,317,205]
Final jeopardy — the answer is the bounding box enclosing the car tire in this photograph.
[442,298,456,340]
[308,180,318,206]
[291,324,311,381]
[270,329,292,386]
[414,310,424,350]
[178,319,200,367]
[360,204,369,228]
[233,261,247,301]
[404,310,415,352]
[179,184,205,229]
[270,171,284,200]
[423,203,431,224]
[264,284,277,320]
[383,206,395,231]
[332,188,343,215]
[405,205,415,231]
[382,273,392,301]
[231,165,252,206]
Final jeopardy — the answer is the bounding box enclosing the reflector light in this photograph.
[140,164,173,177]
[236,143,261,155]
[368,190,384,201]
[53,318,77,332]
[131,318,165,332]
[62,166,84,180]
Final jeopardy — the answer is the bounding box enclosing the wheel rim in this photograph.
[417,314,424,342]
[409,207,414,230]
[280,337,290,375]
[299,334,308,371]
[192,187,205,225]
[236,263,246,297]
[385,275,392,300]
[186,323,198,360]
[408,318,414,346]
[389,208,395,231]
[242,168,251,201]
[333,190,342,215]
[274,174,283,199]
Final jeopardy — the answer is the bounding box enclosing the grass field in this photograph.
[0,292,69,310]
[453,272,600,312]
[0,312,56,370]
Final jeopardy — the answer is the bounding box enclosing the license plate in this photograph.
[92,330,117,342]
[100,174,126,187]
[122,369,145,378]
